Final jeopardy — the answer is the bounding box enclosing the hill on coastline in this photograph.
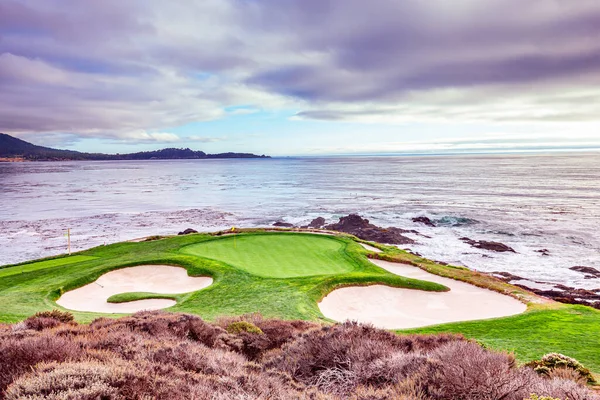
[0,133,269,161]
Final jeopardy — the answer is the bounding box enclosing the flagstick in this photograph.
[67,228,71,255]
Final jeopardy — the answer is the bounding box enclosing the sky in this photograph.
[1,0,600,156]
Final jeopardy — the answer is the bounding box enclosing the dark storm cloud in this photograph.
[1,0,600,140]
[245,0,600,102]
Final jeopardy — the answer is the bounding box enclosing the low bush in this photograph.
[1,312,598,400]
[226,321,264,335]
[31,310,74,323]
[527,353,596,384]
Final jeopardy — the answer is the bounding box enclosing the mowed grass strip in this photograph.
[180,234,355,278]
[0,255,97,278]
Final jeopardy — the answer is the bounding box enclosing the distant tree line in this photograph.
[0,133,269,161]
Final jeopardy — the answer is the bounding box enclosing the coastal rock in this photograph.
[325,214,415,245]
[308,217,326,229]
[460,237,516,253]
[412,216,436,227]
[492,271,526,282]
[570,266,600,279]
[514,282,600,310]
[273,221,294,228]
[178,228,198,235]
[535,249,551,256]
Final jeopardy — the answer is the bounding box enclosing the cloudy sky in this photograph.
[2,0,600,155]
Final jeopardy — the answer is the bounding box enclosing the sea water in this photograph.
[1,153,599,290]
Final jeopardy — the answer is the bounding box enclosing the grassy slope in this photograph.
[1,231,599,373]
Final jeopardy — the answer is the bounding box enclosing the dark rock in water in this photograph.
[570,266,600,278]
[412,216,436,227]
[492,271,526,282]
[554,284,572,291]
[325,214,415,245]
[535,249,551,256]
[308,217,326,229]
[273,221,294,228]
[515,281,600,309]
[460,237,516,253]
[178,228,198,235]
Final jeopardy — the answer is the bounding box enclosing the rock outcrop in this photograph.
[460,237,516,253]
[515,283,600,310]
[325,214,415,245]
[178,228,198,235]
[308,217,326,229]
[570,266,600,279]
[412,216,436,227]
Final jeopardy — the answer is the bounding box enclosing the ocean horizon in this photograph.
[2,152,599,292]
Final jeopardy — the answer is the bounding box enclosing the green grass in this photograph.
[180,234,355,278]
[402,305,600,374]
[1,230,599,374]
[0,255,97,278]
[107,292,178,303]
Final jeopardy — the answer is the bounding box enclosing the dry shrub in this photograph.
[528,376,598,400]
[262,321,464,395]
[142,341,246,376]
[5,361,127,400]
[2,312,599,400]
[5,356,321,400]
[32,310,74,323]
[547,367,589,386]
[0,333,83,395]
[23,317,62,331]
[216,313,320,361]
[21,310,75,331]
[422,341,534,400]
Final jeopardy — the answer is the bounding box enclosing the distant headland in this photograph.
[0,133,269,161]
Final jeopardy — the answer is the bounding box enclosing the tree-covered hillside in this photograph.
[0,133,268,161]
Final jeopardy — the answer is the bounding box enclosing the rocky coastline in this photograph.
[267,214,600,310]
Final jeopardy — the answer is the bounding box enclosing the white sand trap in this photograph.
[359,243,382,253]
[319,259,526,329]
[56,265,212,314]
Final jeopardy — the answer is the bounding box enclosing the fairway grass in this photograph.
[0,255,97,279]
[1,230,599,374]
[180,234,355,278]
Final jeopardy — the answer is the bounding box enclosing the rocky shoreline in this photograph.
[493,270,600,310]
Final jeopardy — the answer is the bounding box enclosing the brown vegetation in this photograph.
[0,311,597,399]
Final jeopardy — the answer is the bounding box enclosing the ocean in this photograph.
[1,153,599,290]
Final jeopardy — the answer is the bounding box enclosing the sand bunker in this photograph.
[319,259,526,329]
[57,265,212,313]
[359,243,382,253]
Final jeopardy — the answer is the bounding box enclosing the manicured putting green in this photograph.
[181,234,355,278]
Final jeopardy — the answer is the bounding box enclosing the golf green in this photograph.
[180,234,355,278]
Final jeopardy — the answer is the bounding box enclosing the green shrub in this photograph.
[526,352,596,384]
[226,321,263,335]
